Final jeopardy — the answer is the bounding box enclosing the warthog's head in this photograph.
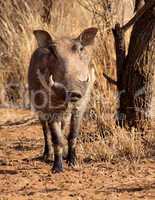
[33,28,98,104]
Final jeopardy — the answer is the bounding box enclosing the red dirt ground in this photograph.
[0,109,155,200]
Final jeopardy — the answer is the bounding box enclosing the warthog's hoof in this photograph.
[52,163,63,173]
[66,149,77,167]
[52,156,63,173]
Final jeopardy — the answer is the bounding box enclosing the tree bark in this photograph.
[118,3,155,130]
[112,24,126,93]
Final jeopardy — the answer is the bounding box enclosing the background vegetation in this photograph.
[0,0,154,163]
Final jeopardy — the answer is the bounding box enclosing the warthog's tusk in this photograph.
[49,75,67,95]
[37,69,67,98]
[49,74,54,86]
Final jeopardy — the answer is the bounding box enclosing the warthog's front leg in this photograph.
[48,120,64,173]
[67,109,81,166]
[39,118,53,161]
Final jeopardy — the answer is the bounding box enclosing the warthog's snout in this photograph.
[49,75,82,102]
[68,91,82,102]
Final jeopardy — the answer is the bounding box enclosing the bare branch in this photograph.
[0,116,39,129]
[112,23,126,91]
[122,1,155,32]
[103,72,117,86]
[134,0,145,12]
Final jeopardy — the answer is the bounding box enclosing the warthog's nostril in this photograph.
[68,91,82,102]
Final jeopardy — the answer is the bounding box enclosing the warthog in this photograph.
[28,27,98,173]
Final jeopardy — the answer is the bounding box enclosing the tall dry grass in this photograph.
[0,0,150,163]
[0,0,52,105]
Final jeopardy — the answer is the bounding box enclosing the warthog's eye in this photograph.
[72,44,77,52]
[48,44,57,59]
[79,46,84,51]
[72,44,84,53]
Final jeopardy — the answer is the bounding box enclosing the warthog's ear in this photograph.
[77,27,98,46]
[33,30,53,48]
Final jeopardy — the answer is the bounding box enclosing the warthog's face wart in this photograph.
[29,28,98,110]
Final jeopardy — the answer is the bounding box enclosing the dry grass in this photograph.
[79,128,145,163]
[0,0,152,165]
[0,0,52,105]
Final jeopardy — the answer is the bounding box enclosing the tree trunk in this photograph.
[118,4,155,130]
